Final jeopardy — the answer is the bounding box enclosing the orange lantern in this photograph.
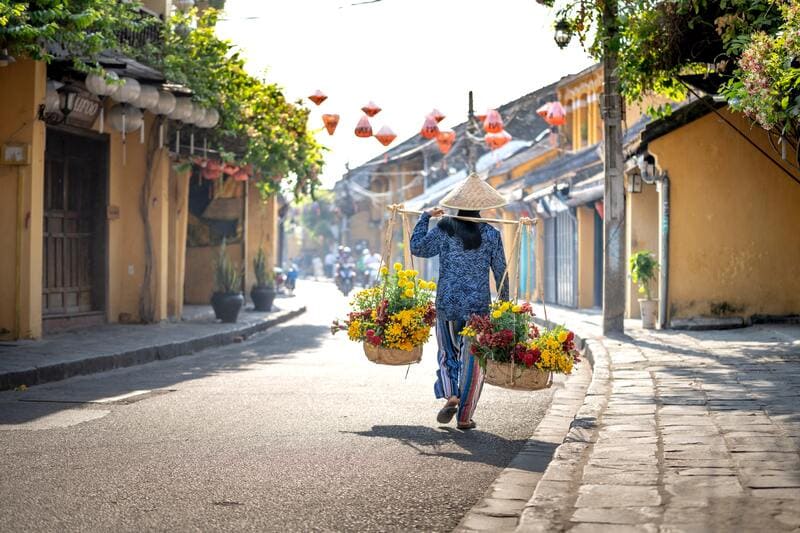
[483,109,504,134]
[322,113,340,135]
[223,162,240,176]
[375,126,397,146]
[355,115,373,138]
[361,101,381,117]
[475,110,488,123]
[436,129,455,154]
[233,169,249,182]
[536,102,552,119]
[430,108,445,123]
[202,160,222,180]
[308,90,327,106]
[485,130,512,150]
[546,102,567,126]
[420,115,439,139]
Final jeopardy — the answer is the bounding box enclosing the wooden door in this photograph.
[42,129,107,316]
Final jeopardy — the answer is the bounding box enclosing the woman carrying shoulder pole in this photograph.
[410,173,508,430]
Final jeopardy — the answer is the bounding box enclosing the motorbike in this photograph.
[336,263,357,296]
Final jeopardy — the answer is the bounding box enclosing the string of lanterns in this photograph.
[307,88,567,156]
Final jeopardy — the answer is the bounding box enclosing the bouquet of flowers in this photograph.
[460,300,580,390]
[332,262,437,365]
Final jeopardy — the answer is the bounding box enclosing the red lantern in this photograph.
[536,102,552,119]
[483,109,504,134]
[322,113,340,135]
[485,130,512,150]
[361,101,381,117]
[206,159,222,171]
[355,115,373,138]
[375,126,397,146]
[308,90,327,106]
[202,160,222,180]
[223,163,239,176]
[430,108,445,123]
[233,170,249,182]
[546,101,567,126]
[436,129,455,154]
[420,115,439,139]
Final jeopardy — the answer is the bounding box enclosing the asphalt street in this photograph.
[0,281,555,532]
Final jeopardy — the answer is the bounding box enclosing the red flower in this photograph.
[567,331,575,342]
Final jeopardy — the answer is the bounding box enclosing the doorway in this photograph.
[42,128,107,330]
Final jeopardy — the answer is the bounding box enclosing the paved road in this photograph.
[0,281,554,532]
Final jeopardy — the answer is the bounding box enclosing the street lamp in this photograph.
[554,19,572,49]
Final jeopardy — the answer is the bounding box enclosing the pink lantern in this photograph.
[361,101,381,117]
[308,90,327,106]
[355,115,373,138]
[485,130,512,150]
[483,109,504,134]
[375,126,397,146]
[420,115,439,140]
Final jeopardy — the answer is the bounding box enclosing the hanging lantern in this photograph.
[233,169,249,182]
[110,77,141,104]
[44,80,61,114]
[203,166,223,180]
[436,129,455,154]
[85,71,119,97]
[374,126,397,146]
[430,108,445,123]
[132,84,160,113]
[361,100,381,117]
[546,101,567,126]
[308,90,327,106]
[536,102,552,119]
[169,96,193,122]
[483,109,504,134]
[475,110,488,123]
[322,113,340,135]
[186,102,206,125]
[174,0,195,13]
[485,130,512,150]
[354,115,373,138]
[198,108,220,128]
[156,91,176,115]
[108,104,144,132]
[223,162,240,176]
[420,115,439,139]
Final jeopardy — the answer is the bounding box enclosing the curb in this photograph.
[455,321,595,532]
[0,307,306,391]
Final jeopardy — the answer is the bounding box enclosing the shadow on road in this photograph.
[346,424,556,471]
[0,324,329,425]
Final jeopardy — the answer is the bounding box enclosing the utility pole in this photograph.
[600,0,626,334]
[467,90,476,173]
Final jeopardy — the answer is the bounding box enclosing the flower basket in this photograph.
[461,301,580,391]
[332,262,436,366]
[485,359,552,391]
[363,343,423,366]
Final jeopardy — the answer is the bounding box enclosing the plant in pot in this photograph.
[211,238,244,323]
[251,247,276,312]
[630,250,660,329]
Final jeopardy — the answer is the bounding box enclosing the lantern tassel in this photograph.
[159,123,164,148]
[176,129,180,155]
[190,132,195,155]
[99,106,104,134]
[140,121,145,144]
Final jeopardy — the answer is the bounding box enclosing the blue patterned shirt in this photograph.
[410,213,508,321]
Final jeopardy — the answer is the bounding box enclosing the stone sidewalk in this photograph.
[515,307,800,532]
[0,294,308,391]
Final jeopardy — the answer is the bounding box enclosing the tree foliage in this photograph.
[543,0,794,133]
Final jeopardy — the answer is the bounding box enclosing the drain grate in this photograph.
[18,389,176,405]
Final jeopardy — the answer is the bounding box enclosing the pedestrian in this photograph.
[312,256,324,280]
[410,173,508,430]
[324,250,336,278]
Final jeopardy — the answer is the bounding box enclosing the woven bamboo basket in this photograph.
[485,359,552,391]
[363,343,423,366]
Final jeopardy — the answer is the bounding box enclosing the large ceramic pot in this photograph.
[638,298,659,329]
[251,285,276,312]
[211,291,244,323]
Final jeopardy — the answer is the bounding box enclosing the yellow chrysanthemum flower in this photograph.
[492,310,502,319]
[380,266,389,276]
[557,331,568,343]
[394,262,403,271]
[404,288,414,298]
[512,305,522,313]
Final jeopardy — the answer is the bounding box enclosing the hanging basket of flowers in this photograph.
[461,301,580,391]
[332,262,437,365]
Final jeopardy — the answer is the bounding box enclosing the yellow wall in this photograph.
[649,109,800,321]
[576,206,596,308]
[168,168,191,318]
[0,59,46,339]
[184,242,244,305]
[245,188,279,295]
[624,183,660,318]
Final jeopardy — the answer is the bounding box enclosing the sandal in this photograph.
[457,420,477,430]
[436,403,458,424]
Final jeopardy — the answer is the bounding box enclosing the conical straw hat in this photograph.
[440,172,507,210]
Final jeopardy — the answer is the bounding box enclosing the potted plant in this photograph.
[630,250,660,329]
[251,247,276,312]
[211,238,244,323]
